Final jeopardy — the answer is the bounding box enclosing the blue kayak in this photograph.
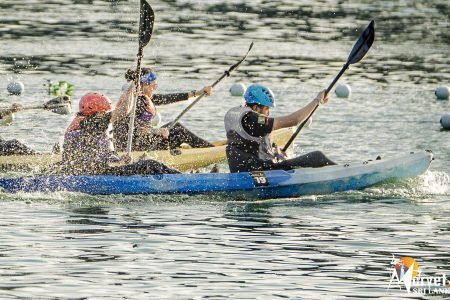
[0,151,433,198]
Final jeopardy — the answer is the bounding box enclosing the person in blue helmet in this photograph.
[224,84,336,173]
[113,67,214,151]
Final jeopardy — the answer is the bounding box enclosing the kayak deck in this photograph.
[0,128,294,172]
[0,151,433,198]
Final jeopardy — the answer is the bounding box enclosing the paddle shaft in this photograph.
[23,103,69,111]
[125,47,144,155]
[168,42,253,129]
[168,73,227,128]
[0,103,69,118]
[282,63,349,152]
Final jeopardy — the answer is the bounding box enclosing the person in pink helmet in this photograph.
[59,92,179,175]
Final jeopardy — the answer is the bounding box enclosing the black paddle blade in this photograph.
[139,0,155,49]
[347,20,375,65]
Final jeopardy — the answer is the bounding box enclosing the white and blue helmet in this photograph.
[244,84,275,107]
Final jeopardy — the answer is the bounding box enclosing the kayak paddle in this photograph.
[1,96,71,126]
[30,95,72,115]
[4,96,71,115]
[126,0,155,156]
[25,103,71,115]
[282,20,375,152]
[167,42,254,129]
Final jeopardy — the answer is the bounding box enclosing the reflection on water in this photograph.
[0,178,448,298]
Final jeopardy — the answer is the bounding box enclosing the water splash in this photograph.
[420,170,450,195]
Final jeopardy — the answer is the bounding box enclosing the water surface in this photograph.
[0,0,449,298]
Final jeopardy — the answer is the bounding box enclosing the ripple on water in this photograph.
[0,0,449,298]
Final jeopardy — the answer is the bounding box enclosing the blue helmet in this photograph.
[244,84,275,107]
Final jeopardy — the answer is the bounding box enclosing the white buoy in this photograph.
[435,86,450,100]
[229,83,246,96]
[440,114,450,129]
[7,80,24,95]
[335,84,351,98]
[151,111,162,127]
[0,114,14,126]
[121,82,131,92]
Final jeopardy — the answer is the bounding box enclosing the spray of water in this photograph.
[419,170,450,195]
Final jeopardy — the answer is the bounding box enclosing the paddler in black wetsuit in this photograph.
[0,103,36,155]
[224,84,336,173]
[58,92,179,175]
[113,67,214,151]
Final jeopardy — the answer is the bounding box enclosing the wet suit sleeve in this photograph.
[241,111,274,137]
[152,93,190,105]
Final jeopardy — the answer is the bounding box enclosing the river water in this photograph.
[0,0,449,298]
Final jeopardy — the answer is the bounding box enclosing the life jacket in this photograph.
[62,112,119,173]
[224,106,277,172]
[114,95,155,151]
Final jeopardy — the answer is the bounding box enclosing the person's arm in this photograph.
[272,90,328,131]
[0,103,23,118]
[112,84,157,125]
[152,86,212,105]
[111,87,134,124]
[152,93,189,105]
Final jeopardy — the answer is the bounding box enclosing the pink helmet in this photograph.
[79,92,112,116]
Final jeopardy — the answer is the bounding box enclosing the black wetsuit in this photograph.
[56,112,179,176]
[0,137,35,155]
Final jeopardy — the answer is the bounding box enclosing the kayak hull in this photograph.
[0,151,433,198]
[0,128,293,172]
